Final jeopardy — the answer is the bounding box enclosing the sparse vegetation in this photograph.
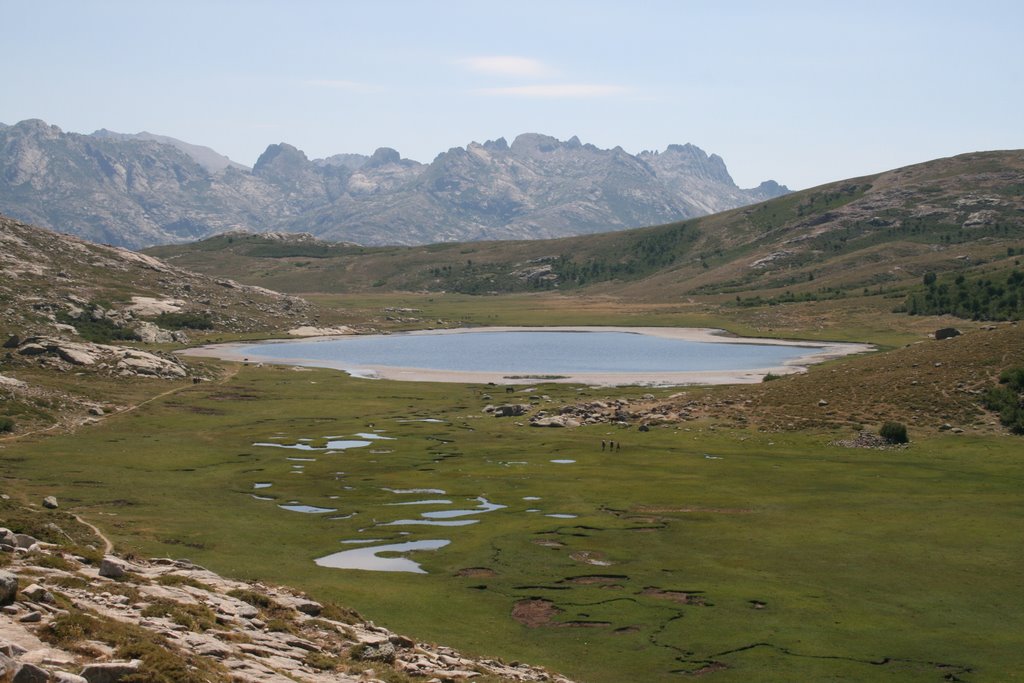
[982,366,1024,434]
[154,311,215,330]
[55,311,140,344]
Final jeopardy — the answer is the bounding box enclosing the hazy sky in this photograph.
[4,0,1022,189]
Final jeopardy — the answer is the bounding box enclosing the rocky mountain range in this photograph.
[0,118,788,248]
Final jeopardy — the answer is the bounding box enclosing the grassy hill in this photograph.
[146,150,1024,313]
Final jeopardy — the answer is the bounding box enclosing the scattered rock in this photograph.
[42,496,58,510]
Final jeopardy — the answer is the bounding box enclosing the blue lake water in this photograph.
[234,330,824,374]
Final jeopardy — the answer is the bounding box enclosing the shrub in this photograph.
[0,417,13,433]
[879,421,909,444]
[154,312,215,330]
[982,366,1024,434]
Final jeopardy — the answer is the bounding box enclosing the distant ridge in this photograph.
[0,118,788,248]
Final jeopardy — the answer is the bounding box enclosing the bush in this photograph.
[879,421,909,444]
[982,366,1024,434]
[154,312,214,330]
[0,417,13,433]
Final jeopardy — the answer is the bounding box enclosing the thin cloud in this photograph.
[459,56,553,78]
[477,84,629,98]
[304,79,381,92]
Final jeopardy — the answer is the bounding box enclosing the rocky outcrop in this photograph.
[0,526,574,683]
[12,336,189,378]
[0,215,315,336]
[0,119,788,248]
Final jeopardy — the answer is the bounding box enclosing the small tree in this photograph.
[879,421,908,444]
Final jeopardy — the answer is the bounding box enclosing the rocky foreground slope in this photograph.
[0,509,572,682]
[0,119,787,247]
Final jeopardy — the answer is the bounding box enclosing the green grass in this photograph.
[4,362,1022,682]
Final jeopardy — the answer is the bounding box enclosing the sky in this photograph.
[3,0,1022,190]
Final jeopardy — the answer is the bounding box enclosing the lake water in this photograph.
[232,329,826,375]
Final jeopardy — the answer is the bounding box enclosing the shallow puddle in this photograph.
[385,499,452,506]
[253,483,272,489]
[314,539,451,573]
[383,487,447,494]
[550,459,576,464]
[382,519,479,527]
[279,503,338,513]
[421,496,505,519]
[546,513,578,519]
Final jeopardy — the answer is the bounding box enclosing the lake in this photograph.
[188,327,870,385]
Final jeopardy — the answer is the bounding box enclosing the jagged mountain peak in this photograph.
[0,118,790,248]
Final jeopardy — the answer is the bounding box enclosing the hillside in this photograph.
[0,119,787,248]
[147,150,1024,312]
[0,215,336,436]
[0,215,316,340]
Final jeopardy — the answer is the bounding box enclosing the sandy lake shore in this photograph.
[179,326,873,387]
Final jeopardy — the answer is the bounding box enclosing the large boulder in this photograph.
[133,321,174,344]
[79,660,141,683]
[530,416,581,428]
[0,570,18,605]
[493,404,530,417]
[99,556,127,579]
[935,327,961,340]
[12,662,49,683]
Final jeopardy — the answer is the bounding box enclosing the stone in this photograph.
[132,321,174,344]
[0,643,27,658]
[79,660,142,683]
[42,496,59,509]
[99,556,126,579]
[21,584,53,603]
[493,404,530,417]
[530,416,581,428]
[52,673,89,683]
[13,662,50,683]
[295,599,322,616]
[19,610,42,623]
[13,534,39,550]
[354,641,396,663]
[0,570,19,605]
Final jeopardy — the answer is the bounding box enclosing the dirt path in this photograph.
[1,362,243,554]
[0,364,241,444]
[73,514,114,555]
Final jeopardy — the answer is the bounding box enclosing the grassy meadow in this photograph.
[4,350,1022,681]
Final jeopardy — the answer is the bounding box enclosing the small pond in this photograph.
[231,329,825,373]
[191,327,870,385]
